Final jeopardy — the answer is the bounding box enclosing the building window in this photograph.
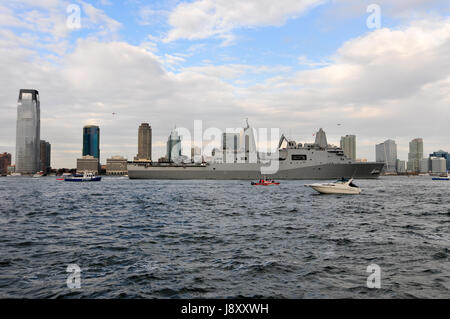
[292,155,307,161]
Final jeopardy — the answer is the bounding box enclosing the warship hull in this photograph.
[127,162,384,180]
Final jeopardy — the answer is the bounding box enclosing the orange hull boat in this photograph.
[251,179,280,186]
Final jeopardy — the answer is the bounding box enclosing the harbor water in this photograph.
[0,176,448,298]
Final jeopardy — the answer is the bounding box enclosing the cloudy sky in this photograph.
[0,0,449,168]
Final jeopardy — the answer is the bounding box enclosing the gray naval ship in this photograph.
[128,125,384,180]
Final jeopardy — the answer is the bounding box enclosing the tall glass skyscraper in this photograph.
[15,89,40,174]
[83,125,100,160]
[375,139,397,173]
[166,130,181,162]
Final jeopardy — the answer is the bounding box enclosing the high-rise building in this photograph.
[166,130,181,162]
[83,125,100,160]
[39,140,51,173]
[375,139,397,173]
[135,123,152,161]
[15,89,40,174]
[407,138,423,173]
[340,135,356,161]
[429,150,450,171]
[0,152,12,175]
[431,157,447,174]
[396,159,406,173]
[419,158,429,174]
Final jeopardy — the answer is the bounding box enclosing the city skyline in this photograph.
[5,99,450,169]
[0,1,449,167]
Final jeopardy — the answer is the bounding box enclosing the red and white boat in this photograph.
[251,178,280,186]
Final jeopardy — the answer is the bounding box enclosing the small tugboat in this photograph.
[64,171,101,182]
[251,178,280,186]
[305,178,361,194]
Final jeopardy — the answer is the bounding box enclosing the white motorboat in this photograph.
[305,178,361,194]
[32,171,44,178]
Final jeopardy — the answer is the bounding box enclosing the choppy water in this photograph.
[0,176,449,298]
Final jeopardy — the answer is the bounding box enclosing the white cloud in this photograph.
[79,1,122,35]
[326,0,449,20]
[0,1,121,56]
[298,56,329,67]
[1,16,450,167]
[181,64,292,80]
[138,5,169,26]
[165,0,325,43]
[0,5,29,28]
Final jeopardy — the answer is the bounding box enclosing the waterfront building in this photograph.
[396,160,406,173]
[0,152,12,175]
[419,158,429,174]
[106,156,128,175]
[375,139,397,173]
[77,155,99,174]
[39,140,51,173]
[166,130,181,162]
[134,123,152,161]
[340,135,356,161]
[15,89,40,174]
[407,138,423,173]
[83,125,100,160]
[431,157,447,174]
[191,146,202,163]
[429,150,450,171]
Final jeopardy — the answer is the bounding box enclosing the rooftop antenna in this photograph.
[245,118,249,128]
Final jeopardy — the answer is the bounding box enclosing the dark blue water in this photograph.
[0,176,449,298]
